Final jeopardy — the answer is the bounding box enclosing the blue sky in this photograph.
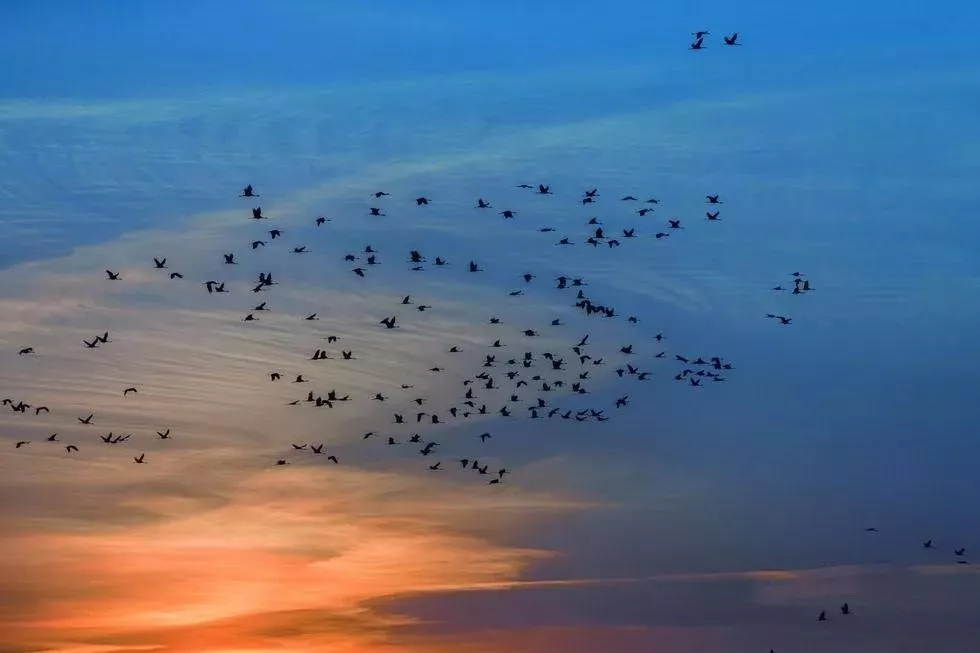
[1,2,980,652]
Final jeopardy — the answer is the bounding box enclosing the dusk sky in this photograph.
[2,2,980,652]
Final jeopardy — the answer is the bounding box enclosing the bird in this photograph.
[690,36,705,50]
[65,445,79,453]
[134,453,146,464]
[105,269,121,280]
[152,257,167,269]
[240,184,259,197]
[416,196,430,206]
[157,429,171,439]
[723,32,741,46]
[77,414,94,425]
[123,387,138,396]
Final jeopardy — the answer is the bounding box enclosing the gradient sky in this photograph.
[2,2,980,652]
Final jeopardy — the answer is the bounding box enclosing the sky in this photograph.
[2,1,980,652]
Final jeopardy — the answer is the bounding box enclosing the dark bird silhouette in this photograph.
[240,184,258,197]
[724,32,741,46]
[706,194,722,204]
[690,36,705,50]
[105,269,121,280]
[134,453,146,464]
[500,209,516,219]
[537,184,552,195]
[223,253,237,265]
[153,257,167,269]
[416,196,430,206]
[123,387,138,396]
[78,414,93,424]
[65,445,79,453]
[369,207,385,216]
[157,429,171,439]
[706,211,721,221]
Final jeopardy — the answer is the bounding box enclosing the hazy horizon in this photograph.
[2,2,980,652]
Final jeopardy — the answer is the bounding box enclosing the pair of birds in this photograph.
[818,603,852,620]
[690,31,741,50]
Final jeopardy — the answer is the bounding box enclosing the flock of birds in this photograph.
[9,181,756,474]
[2,31,971,648]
